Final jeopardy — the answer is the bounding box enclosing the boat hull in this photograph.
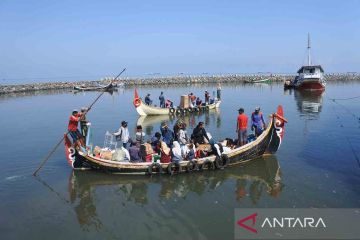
[135,100,221,116]
[296,80,325,90]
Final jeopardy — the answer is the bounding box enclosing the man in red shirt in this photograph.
[68,109,83,145]
[236,108,248,146]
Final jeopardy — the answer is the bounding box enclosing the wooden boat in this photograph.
[73,82,119,91]
[133,89,221,116]
[64,105,287,175]
[244,78,270,84]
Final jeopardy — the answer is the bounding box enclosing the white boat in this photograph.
[291,34,326,90]
[133,89,221,116]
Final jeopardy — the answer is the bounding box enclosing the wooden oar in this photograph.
[33,68,126,176]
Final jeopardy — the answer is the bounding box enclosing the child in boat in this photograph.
[135,125,146,144]
[184,143,195,160]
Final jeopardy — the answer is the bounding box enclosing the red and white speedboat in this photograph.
[287,34,326,91]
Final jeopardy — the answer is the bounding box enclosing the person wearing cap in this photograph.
[135,125,146,144]
[251,107,266,137]
[80,107,90,138]
[145,93,152,105]
[160,122,175,147]
[191,122,210,145]
[236,108,248,146]
[67,109,83,145]
[113,120,130,148]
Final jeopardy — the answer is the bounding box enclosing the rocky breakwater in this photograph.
[0,80,103,94]
[1,73,359,95]
[122,74,292,86]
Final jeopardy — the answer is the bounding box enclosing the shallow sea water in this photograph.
[0,82,359,239]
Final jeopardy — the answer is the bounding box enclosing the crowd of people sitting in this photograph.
[143,86,221,108]
[105,120,230,163]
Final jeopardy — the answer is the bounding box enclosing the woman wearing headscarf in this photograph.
[172,141,183,163]
[160,140,171,163]
[177,123,188,155]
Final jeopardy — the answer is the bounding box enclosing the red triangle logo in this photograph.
[237,213,258,233]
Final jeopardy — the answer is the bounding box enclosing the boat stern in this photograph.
[266,105,287,154]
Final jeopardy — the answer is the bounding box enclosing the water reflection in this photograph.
[68,156,282,229]
[285,89,324,118]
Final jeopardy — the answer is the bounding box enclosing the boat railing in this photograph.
[299,72,322,78]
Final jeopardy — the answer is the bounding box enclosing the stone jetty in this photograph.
[0,73,359,95]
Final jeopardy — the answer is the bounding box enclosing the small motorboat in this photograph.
[244,78,270,84]
[73,82,119,92]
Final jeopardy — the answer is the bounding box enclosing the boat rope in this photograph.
[34,175,70,204]
[329,98,360,121]
[345,136,360,169]
[34,174,119,239]
[329,95,360,101]
[328,99,360,168]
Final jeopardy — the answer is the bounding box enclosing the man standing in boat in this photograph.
[217,84,221,100]
[145,94,152,105]
[79,107,90,138]
[159,92,165,108]
[251,107,266,137]
[236,108,248,146]
[68,109,85,146]
[205,90,210,104]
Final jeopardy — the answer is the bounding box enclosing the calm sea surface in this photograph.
[0,82,359,239]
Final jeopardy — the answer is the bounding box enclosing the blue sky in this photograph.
[0,0,359,82]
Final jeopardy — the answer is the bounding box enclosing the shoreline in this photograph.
[1,73,359,94]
